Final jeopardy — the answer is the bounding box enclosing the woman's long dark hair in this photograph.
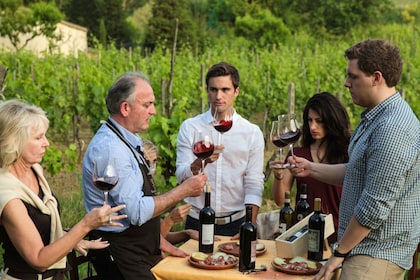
[301,92,351,164]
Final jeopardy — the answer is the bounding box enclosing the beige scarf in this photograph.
[0,163,67,270]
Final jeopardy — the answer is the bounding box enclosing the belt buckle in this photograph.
[215,216,229,225]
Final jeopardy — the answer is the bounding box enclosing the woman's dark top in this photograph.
[0,189,52,274]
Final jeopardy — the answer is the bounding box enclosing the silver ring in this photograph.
[109,216,113,224]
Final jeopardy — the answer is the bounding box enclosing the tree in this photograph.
[65,0,136,48]
[0,0,64,51]
[145,0,199,51]
[282,0,396,35]
[235,9,291,46]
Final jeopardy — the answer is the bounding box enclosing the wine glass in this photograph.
[212,107,233,133]
[92,156,119,206]
[212,107,233,152]
[270,119,288,169]
[279,114,301,165]
[192,130,214,172]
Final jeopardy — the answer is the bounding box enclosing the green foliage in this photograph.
[235,9,291,46]
[1,23,419,188]
[42,143,78,176]
[402,3,420,24]
[145,0,202,51]
[0,0,64,50]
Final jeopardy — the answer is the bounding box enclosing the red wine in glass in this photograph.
[278,114,301,164]
[214,120,233,133]
[212,108,233,153]
[93,178,119,192]
[270,120,288,169]
[272,138,288,148]
[279,129,301,144]
[193,141,215,159]
[92,157,118,207]
[192,131,214,172]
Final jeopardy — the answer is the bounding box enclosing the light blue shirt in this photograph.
[175,109,265,215]
[340,93,420,269]
[82,118,155,232]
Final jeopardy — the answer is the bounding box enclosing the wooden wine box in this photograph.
[274,213,334,258]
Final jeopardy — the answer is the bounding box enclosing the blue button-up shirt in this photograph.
[82,118,155,232]
[340,93,420,269]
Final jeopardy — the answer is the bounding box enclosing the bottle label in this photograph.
[308,229,321,252]
[250,240,257,262]
[279,223,287,234]
[201,224,214,245]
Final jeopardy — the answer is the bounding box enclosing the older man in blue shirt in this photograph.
[82,72,207,279]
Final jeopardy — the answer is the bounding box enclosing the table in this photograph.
[151,236,331,280]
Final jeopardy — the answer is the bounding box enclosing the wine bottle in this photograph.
[295,184,310,223]
[279,191,294,235]
[285,225,308,242]
[308,198,325,261]
[199,183,215,253]
[239,206,257,272]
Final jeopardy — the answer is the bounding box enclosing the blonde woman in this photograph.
[0,100,126,280]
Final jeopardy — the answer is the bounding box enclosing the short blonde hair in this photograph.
[142,138,158,161]
[0,99,49,168]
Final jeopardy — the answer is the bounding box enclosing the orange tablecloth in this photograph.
[151,236,326,280]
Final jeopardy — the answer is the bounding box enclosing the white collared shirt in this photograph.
[175,109,265,214]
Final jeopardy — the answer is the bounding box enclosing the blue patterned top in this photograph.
[340,93,420,269]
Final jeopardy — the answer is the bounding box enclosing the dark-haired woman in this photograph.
[271,92,351,242]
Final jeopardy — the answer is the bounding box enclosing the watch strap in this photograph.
[333,243,351,258]
[333,249,350,258]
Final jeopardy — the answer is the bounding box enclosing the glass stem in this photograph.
[201,159,205,173]
[104,191,109,205]
[289,144,295,168]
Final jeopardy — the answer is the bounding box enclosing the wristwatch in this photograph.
[332,242,351,258]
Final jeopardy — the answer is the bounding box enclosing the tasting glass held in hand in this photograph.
[279,114,301,167]
[212,107,233,152]
[92,156,119,206]
[270,119,289,169]
[192,130,214,173]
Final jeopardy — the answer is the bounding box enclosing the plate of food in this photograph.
[217,241,267,257]
[271,256,322,275]
[188,252,238,270]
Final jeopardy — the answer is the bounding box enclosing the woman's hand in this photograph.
[269,160,285,180]
[74,238,109,256]
[83,204,127,230]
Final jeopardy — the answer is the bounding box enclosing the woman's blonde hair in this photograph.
[0,99,49,168]
[142,138,158,161]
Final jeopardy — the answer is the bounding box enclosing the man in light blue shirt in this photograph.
[82,72,207,279]
[290,39,420,280]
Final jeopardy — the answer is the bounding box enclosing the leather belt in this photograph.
[5,268,61,280]
[188,208,246,225]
